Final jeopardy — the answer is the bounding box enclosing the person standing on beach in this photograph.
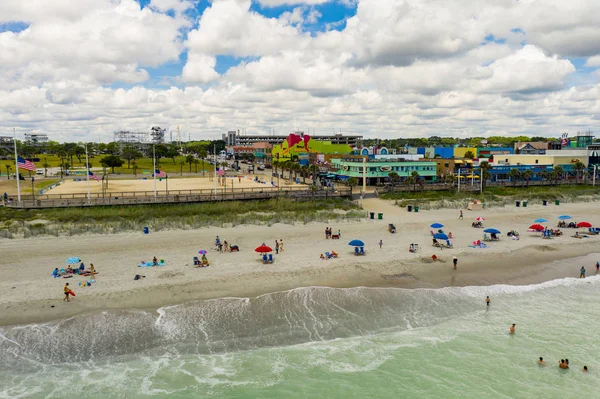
[379,240,383,248]
[485,296,490,306]
[509,324,516,334]
[64,283,71,302]
[279,239,284,252]
[453,256,458,270]
[275,240,279,254]
[580,266,586,278]
[596,262,599,273]
[459,210,463,219]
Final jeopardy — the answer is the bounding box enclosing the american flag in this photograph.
[17,156,36,171]
[88,170,100,181]
[154,169,166,178]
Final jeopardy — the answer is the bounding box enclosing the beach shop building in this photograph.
[331,157,438,185]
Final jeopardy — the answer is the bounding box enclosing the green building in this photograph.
[331,157,438,185]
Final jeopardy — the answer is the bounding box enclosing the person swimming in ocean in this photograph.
[583,366,588,372]
[538,357,545,366]
[485,296,490,306]
[509,324,516,334]
[559,359,568,369]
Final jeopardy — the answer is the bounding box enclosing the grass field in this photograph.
[0,154,213,176]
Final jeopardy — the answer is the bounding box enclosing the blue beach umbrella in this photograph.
[558,215,572,220]
[66,257,81,264]
[430,223,444,229]
[533,218,547,223]
[484,228,501,234]
[348,240,365,247]
[433,233,449,240]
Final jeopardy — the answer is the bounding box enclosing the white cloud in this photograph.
[2,0,600,141]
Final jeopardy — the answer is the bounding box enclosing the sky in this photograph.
[1,0,600,142]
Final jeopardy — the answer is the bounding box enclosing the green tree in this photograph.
[347,177,358,194]
[186,154,195,172]
[411,170,421,192]
[573,161,585,183]
[166,147,179,165]
[309,164,320,185]
[74,145,85,164]
[541,170,551,186]
[522,169,533,187]
[179,160,185,176]
[193,159,200,173]
[121,146,142,169]
[132,164,139,177]
[553,165,565,185]
[42,159,50,178]
[464,151,475,159]
[388,171,401,185]
[479,161,492,190]
[509,169,521,187]
[100,155,124,173]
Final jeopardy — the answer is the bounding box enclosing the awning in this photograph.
[455,160,464,164]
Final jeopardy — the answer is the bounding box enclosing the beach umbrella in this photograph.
[434,233,449,240]
[255,245,272,253]
[533,218,547,223]
[529,224,545,231]
[474,217,485,221]
[430,223,444,228]
[198,250,207,255]
[484,228,501,234]
[558,215,572,220]
[66,257,81,264]
[577,222,592,228]
[348,239,365,247]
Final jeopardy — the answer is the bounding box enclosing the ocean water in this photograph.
[2,277,600,399]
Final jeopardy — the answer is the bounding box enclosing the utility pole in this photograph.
[457,168,461,192]
[362,156,367,198]
[153,145,157,199]
[594,165,597,187]
[13,128,21,203]
[85,143,91,205]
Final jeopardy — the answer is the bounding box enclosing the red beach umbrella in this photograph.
[577,221,592,228]
[529,224,545,231]
[475,217,485,221]
[255,245,272,253]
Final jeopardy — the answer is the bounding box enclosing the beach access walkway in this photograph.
[4,186,353,209]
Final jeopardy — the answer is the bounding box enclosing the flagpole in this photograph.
[153,145,157,199]
[213,144,217,195]
[85,143,91,205]
[13,128,21,203]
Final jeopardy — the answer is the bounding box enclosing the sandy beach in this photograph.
[1,198,599,326]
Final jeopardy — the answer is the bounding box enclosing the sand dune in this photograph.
[1,198,599,326]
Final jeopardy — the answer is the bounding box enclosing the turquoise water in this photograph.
[2,277,600,398]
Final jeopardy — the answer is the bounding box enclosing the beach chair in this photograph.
[389,224,396,234]
[359,247,365,255]
[263,254,268,263]
[354,247,360,256]
[483,234,490,241]
[268,254,274,263]
[193,256,200,265]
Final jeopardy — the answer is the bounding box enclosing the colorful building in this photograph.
[271,133,353,161]
[331,157,437,185]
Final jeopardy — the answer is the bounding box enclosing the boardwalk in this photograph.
[5,186,353,209]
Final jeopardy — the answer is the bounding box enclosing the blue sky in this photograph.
[132,0,358,88]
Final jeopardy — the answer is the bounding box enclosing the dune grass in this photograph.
[0,199,365,239]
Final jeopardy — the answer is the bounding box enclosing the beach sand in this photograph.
[1,199,599,326]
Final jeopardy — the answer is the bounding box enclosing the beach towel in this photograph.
[139,261,166,267]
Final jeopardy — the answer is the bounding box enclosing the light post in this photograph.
[31,176,35,201]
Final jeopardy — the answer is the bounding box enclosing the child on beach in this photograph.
[379,240,383,248]
[279,239,284,252]
[459,210,463,219]
[64,283,71,302]
[580,266,586,278]
[453,256,458,270]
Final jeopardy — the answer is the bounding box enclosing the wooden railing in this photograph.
[5,187,352,209]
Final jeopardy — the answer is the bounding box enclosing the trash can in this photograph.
[523,201,528,207]
[515,201,521,207]
[414,206,419,213]
[543,200,547,206]
[143,227,149,234]
[378,213,383,220]
[555,200,560,206]
[369,212,375,219]
[407,205,413,212]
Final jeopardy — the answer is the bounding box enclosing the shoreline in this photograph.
[1,199,600,326]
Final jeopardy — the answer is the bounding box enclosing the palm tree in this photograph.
[301,165,309,183]
[410,170,420,192]
[347,177,358,194]
[509,169,521,187]
[132,164,139,177]
[405,175,416,192]
[522,169,533,187]
[5,165,11,180]
[42,158,50,178]
[388,172,401,185]
[198,147,208,177]
[179,160,185,176]
[479,161,492,191]
[553,165,564,185]
[573,161,585,183]
[541,170,551,186]
[309,164,320,185]
[272,160,280,179]
[193,159,200,173]
[186,154,195,172]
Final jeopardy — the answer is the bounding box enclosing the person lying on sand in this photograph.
[320,254,326,260]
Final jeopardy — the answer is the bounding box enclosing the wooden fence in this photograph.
[5,187,352,209]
